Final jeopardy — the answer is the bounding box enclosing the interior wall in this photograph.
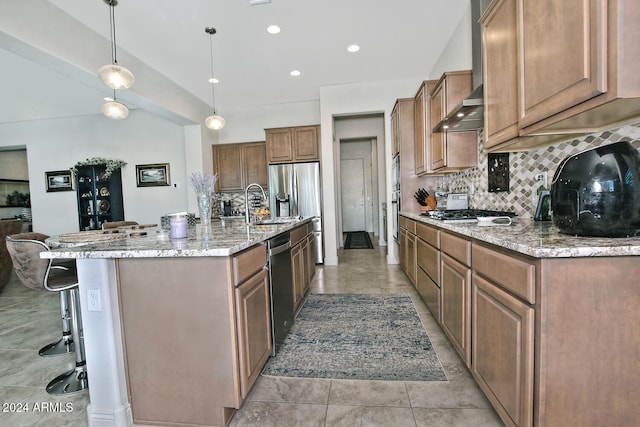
[427,4,472,79]
[339,140,376,237]
[0,110,190,235]
[320,79,420,265]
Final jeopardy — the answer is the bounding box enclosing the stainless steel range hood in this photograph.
[434,0,489,132]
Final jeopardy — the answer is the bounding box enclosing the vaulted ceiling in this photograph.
[1,0,470,124]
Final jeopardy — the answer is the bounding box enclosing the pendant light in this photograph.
[102,90,129,120]
[98,0,135,90]
[204,27,225,130]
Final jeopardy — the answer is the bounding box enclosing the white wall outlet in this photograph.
[87,288,102,312]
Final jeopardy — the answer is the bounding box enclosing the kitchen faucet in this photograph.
[245,183,267,224]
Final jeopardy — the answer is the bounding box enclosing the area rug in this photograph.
[344,231,374,249]
[262,294,447,381]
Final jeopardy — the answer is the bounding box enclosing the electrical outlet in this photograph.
[87,288,102,312]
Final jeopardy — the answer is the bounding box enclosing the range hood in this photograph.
[433,0,489,132]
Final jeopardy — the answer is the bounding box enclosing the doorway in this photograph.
[340,141,373,233]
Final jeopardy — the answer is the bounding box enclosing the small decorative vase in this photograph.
[197,192,212,226]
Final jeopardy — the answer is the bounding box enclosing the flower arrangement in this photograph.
[188,172,218,195]
[70,157,127,179]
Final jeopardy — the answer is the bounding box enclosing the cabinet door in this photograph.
[399,228,408,273]
[235,268,272,399]
[413,87,426,174]
[241,142,268,189]
[213,144,243,192]
[482,0,520,149]
[518,0,607,128]
[266,128,294,163]
[472,273,534,427]
[417,267,440,323]
[391,104,399,157]
[293,126,319,161]
[301,235,311,294]
[292,243,304,311]
[429,83,446,170]
[407,232,417,287]
[440,253,471,367]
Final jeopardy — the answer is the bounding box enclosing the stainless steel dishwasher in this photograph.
[266,232,293,355]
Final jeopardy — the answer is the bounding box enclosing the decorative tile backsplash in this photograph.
[445,120,640,219]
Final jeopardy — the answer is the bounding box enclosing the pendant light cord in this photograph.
[109,3,118,65]
[208,31,217,115]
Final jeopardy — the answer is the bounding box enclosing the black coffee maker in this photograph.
[550,141,640,237]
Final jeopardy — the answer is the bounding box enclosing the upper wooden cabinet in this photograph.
[428,72,478,172]
[481,0,520,149]
[482,0,640,152]
[265,125,320,163]
[212,141,268,192]
[413,81,437,175]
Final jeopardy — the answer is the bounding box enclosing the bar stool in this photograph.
[6,233,88,395]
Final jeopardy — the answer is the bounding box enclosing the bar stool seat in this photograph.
[6,233,88,395]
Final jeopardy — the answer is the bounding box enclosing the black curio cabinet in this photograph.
[75,164,124,230]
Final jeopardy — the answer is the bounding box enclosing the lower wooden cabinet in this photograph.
[472,273,534,427]
[234,267,272,399]
[440,252,471,367]
[292,223,314,312]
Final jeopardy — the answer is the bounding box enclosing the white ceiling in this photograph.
[1,0,471,124]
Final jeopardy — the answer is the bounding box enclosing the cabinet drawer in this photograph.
[417,238,439,285]
[416,222,439,248]
[441,231,471,266]
[417,267,440,323]
[290,225,307,246]
[472,243,536,304]
[400,216,416,234]
[232,244,267,286]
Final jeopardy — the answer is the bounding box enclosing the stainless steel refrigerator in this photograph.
[269,162,323,264]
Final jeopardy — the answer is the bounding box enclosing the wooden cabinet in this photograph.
[482,0,640,152]
[428,72,478,172]
[75,164,124,231]
[265,125,320,164]
[416,222,441,321]
[116,243,271,427]
[291,222,314,312]
[391,98,414,163]
[439,231,472,367]
[481,0,520,150]
[414,81,437,175]
[212,141,267,192]
[234,267,271,399]
[399,216,417,286]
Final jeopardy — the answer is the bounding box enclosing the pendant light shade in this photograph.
[99,0,134,90]
[204,27,225,130]
[98,64,135,90]
[205,114,226,130]
[102,99,129,120]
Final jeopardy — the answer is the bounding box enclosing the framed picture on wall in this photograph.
[45,170,74,192]
[136,163,170,187]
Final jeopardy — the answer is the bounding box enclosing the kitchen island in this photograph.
[400,212,640,427]
[42,218,312,427]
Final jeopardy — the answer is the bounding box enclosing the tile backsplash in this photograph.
[444,121,640,219]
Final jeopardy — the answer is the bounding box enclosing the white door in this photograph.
[341,158,366,232]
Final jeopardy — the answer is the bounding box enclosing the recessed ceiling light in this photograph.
[347,44,360,53]
[267,25,281,34]
[208,77,219,84]
[290,70,301,77]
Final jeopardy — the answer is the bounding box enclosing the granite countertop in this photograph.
[401,212,640,258]
[42,218,311,259]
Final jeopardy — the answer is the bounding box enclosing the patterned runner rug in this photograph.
[344,231,374,249]
[262,294,447,381]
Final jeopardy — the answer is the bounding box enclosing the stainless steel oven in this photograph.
[391,190,400,242]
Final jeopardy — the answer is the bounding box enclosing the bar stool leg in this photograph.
[46,288,88,395]
[39,290,75,357]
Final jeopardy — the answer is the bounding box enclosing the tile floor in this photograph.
[0,236,503,426]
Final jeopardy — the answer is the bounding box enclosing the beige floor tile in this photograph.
[326,405,417,427]
[227,401,327,427]
[250,376,331,404]
[413,407,504,427]
[328,380,410,407]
